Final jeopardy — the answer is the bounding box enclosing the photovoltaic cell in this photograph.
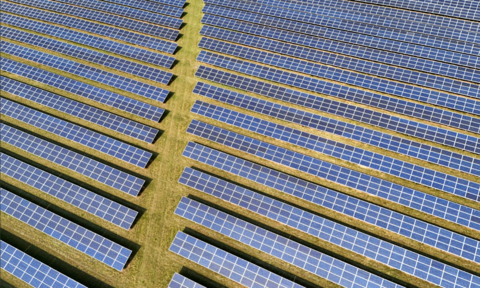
[167,273,206,288]
[1,123,145,196]
[9,0,180,41]
[191,101,480,203]
[1,189,132,271]
[1,98,152,168]
[176,166,480,287]
[101,0,184,18]
[0,154,138,230]
[176,197,403,288]
[1,58,164,122]
[169,231,306,288]
[1,27,173,84]
[149,0,186,8]
[2,41,170,102]
[1,77,159,143]
[1,2,178,53]
[1,240,86,288]
[201,14,479,69]
[55,0,183,29]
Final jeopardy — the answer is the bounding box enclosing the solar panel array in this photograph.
[1,98,153,168]
[142,0,186,9]
[1,123,145,196]
[167,273,205,288]
[1,77,159,143]
[1,189,132,271]
[176,197,403,288]
[169,231,306,288]
[102,0,183,18]
[1,2,178,53]
[1,153,138,230]
[1,240,86,288]
[1,58,165,122]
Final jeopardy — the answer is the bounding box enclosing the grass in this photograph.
[1,0,480,287]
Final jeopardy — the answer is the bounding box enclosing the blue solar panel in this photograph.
[176,197,403,288]
[204,0,479,52]
[176,166,480,287]
[1,58,164,122]
[201,14,478,69]
[1,98,152,168]
[149,0,185,8]
[190,101,480,202]
[1,27,173,84]
[1,123,145,196]
[1,240,86,288]
[102,0,184,18]
[169,231,306,288]
[10,0,180,41]
[1,154,138,230]
[2,2,178,53]
[55,0,183,29]
[1,77,159,143]
[2,41,170,102]
[193,77,480,166]
[167,273,205,288]
[1,189,132,271]
[200,27,480,101]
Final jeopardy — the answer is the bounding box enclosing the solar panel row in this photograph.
[9,0,180,41]
[201,12,479,68]
[55,0,183,29]
[205,0,480,47]
[1,13,175,68]
[1,77,159,143]
[202,4,480,61]
[1,153,138,230]
[1,58,164,122]
[389,0,478,9]
[1,2,178,53]
[1,123,145,196]
[167,273,205,288]
[191,101,480,204]
[101,0,183,18]
[1,98,153,168]
[1,26,174,84]
[2,41,170,102]
[149,0,186,8]
[199,38,480,124]
[169,231,306,288]
[1,189,132,271]
[192,76,480,178]
[1,240,86,288]
[201,26,479,96]
[195,67,480,156]
[176,197,403,288]
[177,164,480,287]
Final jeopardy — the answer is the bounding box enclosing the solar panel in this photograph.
[1,27,173,84]
[192,78,480,178]
[190,101,480,203]
[1,189,132,271]
[55,0,183,29]
[149,0,186,8]
[1,98,152,168]
[9,0,180,41]
[1,2,178,53]
[167,273,205,288]
[201,13,478,69]
[200,27,480,99]
[176,167,480,287]
[176,197,403,288]
[204,0,479,51]
[1,77,159,143]
[101,0,184,18]
[1,58,164,122]
[1,154,138,230]
[1,240,86,288]
[2,41,170,102]
[169,231,306,288]
[1,123,145,196]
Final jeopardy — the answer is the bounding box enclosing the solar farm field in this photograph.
[1,0,479,287]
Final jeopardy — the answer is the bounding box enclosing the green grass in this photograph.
[2,0,480,287]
